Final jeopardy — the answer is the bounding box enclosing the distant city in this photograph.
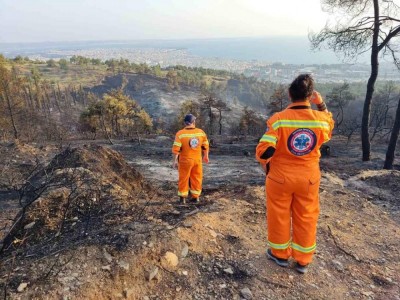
[243,63,399,84]
[0,38,399,83]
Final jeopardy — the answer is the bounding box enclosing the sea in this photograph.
[0,36,350,65]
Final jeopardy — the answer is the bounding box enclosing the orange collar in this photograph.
[287,101,311,109]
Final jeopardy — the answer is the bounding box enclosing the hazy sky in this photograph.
[0,0,329,43]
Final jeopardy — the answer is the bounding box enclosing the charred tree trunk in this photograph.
[100,108,113,145]
[218,110,223,135]
[4,90,19,140]
[337,104,344,128]
[361,0,380,161]
[383,98,400,169]
[79,85,85,105]
[208,107,214,135]
[28,83,37,110]
[52,86,62,113]
[43,85,52,115]
[24,85,34,108]
[57,83,64,105]
[136,130,141,145]
[72,90,77,106]
[33,79,43,111]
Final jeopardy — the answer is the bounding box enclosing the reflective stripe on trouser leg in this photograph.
[189,189,201,196]
[291,167,320,266]
[291,242,316,253]
[266,172,292,260]
[268,240,291,250]
[178,158,194,198]
[189,159,202,198]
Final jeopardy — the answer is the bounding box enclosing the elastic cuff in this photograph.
[317,102,327,111]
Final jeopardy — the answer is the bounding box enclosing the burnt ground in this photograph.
[0,135,399,300]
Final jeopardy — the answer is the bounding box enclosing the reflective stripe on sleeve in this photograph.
[291,242,316,253]
[259,135,277,145]
[173,141,182,147]
[268,240,291,250]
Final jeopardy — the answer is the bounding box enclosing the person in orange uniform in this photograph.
[172,114,209,204]
[256,74,334,274]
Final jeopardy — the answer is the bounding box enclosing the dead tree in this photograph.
[269,84,288,113]
[310,0,400,161]
[199,94,218,135]
[341,114,362,145]
[384,97,400,169]
[214,99,230,135]
[326,82,355,129]
[369,83,397,141]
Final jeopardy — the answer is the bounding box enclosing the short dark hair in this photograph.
[289,74,314,102]
[184,114,196,125]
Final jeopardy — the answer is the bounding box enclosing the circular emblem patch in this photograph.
[287,128,316,156]
[189,138,200,149]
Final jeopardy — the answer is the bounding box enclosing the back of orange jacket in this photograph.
[172,127,209,159]
[256,102,334,165]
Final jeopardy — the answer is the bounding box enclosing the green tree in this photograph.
[91,58,102,65]
[103,90,133,136]
[59,59,69,70]
[166,70,179,91]
[105,59,118,74]
[80,95,112,143]
[80,90,152,140]
[152,64,163,77]
[134,109,153,132]
[0,54,6,64]
[13,55,24,63]
[46,59,57,68]
[70,55,77,64]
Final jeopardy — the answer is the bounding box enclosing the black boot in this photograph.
[190,197,200,203]
[295,262,308,274]
[266,249,289,267]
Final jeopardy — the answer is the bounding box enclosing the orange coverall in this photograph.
[172,127,209,198]
[256,101,334,265]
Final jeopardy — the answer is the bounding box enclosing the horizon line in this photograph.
[0,35,313,45]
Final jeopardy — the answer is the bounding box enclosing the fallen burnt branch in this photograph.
[327,225,362,262]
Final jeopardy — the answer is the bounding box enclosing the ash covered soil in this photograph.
[0,136,399,300]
